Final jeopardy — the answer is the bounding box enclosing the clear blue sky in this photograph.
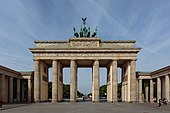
[1,0,170,94]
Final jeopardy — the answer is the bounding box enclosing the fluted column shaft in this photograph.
[17,79,20,102]
[165,75,169,102]
[111,60,117,102]
[157,77,161,101]
[52,60,58,102]
[9,77,13,103]
[139,79,143,103]
[34,60,40,102]
[130,60,137,102]
[70,60,77,102]
[92,60,99,102]
[28,79,32,102]
[1,75,6,102]
[150,79,153,103]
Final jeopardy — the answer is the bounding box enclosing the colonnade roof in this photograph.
[0,65,21,76]
[137,65,170,79]
[0,65,33,78]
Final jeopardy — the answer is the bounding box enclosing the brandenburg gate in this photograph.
[29,37,141,103]
[29,18,141,103]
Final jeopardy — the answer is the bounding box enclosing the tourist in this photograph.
[158,99,162,108]
[163,98,167,105]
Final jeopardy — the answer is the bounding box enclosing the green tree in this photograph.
[48,82,52,99]
[100,85,107,97]
[63,84,70,98]
[118,83,122,99]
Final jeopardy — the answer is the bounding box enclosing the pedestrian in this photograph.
[163,98,167,105]
[158,99,162,108]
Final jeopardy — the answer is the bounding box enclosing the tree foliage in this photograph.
[100,85,107,97]
[48,82,84,99]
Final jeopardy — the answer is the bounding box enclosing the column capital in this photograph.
[130,59,137,61]
[34,59,40,62]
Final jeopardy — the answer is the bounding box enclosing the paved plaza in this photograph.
[0,102,170,113]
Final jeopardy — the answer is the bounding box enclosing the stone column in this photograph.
[130,60,137,102]
[139,79,143,103]
[122,85,125,102]
[21,80,25,102]
[34,60,40,102]
[150,79,153,103]
[145,82,149,102]
[165,75,169,102]
[1,75,6,102]
[9,77,13,103]
[111,60,117,102]
[125,84,128,101]
[157,77,161,101]
[52,60,58,103]
[28,79,32,102]
[70,60,77,102]
[17,79,20,102]
[92,60,100,102]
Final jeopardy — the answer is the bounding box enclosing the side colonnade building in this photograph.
[137,66,170,103]
[0,65,33,103]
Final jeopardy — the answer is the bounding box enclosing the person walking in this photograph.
[158,99,162,108]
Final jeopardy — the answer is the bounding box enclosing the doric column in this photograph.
[70,60,77,102]
[125,84,128,101]
[165,75,169,102]
[28,79,32,102]
[21,80,25,102]
[150,79,153,103]
[157,77,161,101]
[122,85,125,102]
[139,79,143,103]
[1,75,6,102]
[111,60,117,102]
[145,82,149,102]
[17,79,20,102]
[9,77,13,103]
[34,60,40,102]
[52,60,58,103]
[92,60,100,102]
[130,60,137,102]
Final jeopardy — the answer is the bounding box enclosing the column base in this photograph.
[70,99,77,103]
[92,100,99,103]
